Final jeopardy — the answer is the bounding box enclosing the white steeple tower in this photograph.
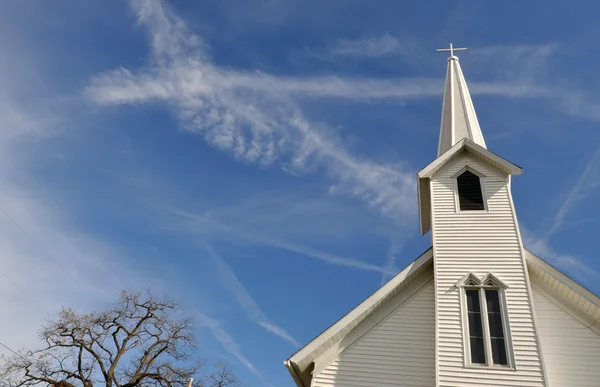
[418,46,548,387]
[437,44,487,156]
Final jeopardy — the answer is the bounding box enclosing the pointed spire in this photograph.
[436,45,487,156]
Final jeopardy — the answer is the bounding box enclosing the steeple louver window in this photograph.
[457,170,485,211]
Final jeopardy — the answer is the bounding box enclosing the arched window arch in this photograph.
[456,169,485,211]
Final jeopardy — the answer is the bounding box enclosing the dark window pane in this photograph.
[468,313,483,337]
[491,338,508,365]
[466,289,486,364]
[486,290,508,365]
[466,289,481,312]
[457,170,485,211]
[485,290,501,313]
[470,338,486,364]
[488,313,505,338]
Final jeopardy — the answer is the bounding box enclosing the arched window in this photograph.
[457,170,485,211]
[456,273,513,368]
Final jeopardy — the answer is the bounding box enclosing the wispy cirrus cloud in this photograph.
[86,1,562,229]
[522,142,600,288]
[523,230,600,286]
[0,27,158,354]
[0,94,149,355]
[166,206,393,274]
[195,311,273,386]
[469,44,556,80]
[330,33,409,58]
[200,242,299,347]
[546,144,600,237]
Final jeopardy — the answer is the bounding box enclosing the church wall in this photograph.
[430,153,546,386]
[312,279,435,387]
[532,284,600,387]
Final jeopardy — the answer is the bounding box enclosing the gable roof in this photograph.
[526,249,600,333]
[284,246,600,387]
[284,247,433,387]
[417,139,522,235]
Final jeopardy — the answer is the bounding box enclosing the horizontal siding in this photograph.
[533,286,600,387]
[431,153,545,386]
[313,281,435,387]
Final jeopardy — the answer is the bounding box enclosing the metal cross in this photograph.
[436,43,467,57]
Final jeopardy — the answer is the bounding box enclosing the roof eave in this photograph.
[418,139,522,179]
[525,248,600,308]
[285,247,434,378]
[283,360,309,387]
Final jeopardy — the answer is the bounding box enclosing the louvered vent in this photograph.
[457,170,484,210]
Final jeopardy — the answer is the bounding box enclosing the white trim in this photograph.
[460,285,470,367]
[283,361,307,387]
[418,139,522,180]
[525,249,600,310]
[455,272,482,287]
[430,178,441,387]
[451,165,486,179]
[285,248,434,385]
[455,272,510,289]
[450,59,455,148]
[482,273,510,288]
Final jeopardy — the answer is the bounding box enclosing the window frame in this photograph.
[452,166,488,213]
[458,274,515,369]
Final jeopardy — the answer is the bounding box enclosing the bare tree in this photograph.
[0,291,239,387]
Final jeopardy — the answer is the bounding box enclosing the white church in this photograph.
[284,46,600,387]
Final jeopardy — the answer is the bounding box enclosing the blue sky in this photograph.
[1,0,600,386]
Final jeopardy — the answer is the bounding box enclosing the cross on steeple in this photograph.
[436,43,467,58]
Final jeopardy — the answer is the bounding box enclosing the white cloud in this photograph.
[86,1,562,229]
[0,106,149,355]
[469,44,555,79]
[523,230,600,286]
[0,13,161,356]
[330,33,407,58]
[164,206,393,274]
[200,242,299,347]
[195,311,274,387]
[546,144,600,237]
[379,233,410,285]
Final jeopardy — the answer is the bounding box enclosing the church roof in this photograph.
[438,54,487,156]
[284,248,600,387]
[284,248,433,387]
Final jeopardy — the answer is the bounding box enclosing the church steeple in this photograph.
[436,44,487,156]
[417,45,521,236]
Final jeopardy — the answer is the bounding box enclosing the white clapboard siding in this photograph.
[313,280,435,387]
[430,153,546,386]
[532,286,600,387]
